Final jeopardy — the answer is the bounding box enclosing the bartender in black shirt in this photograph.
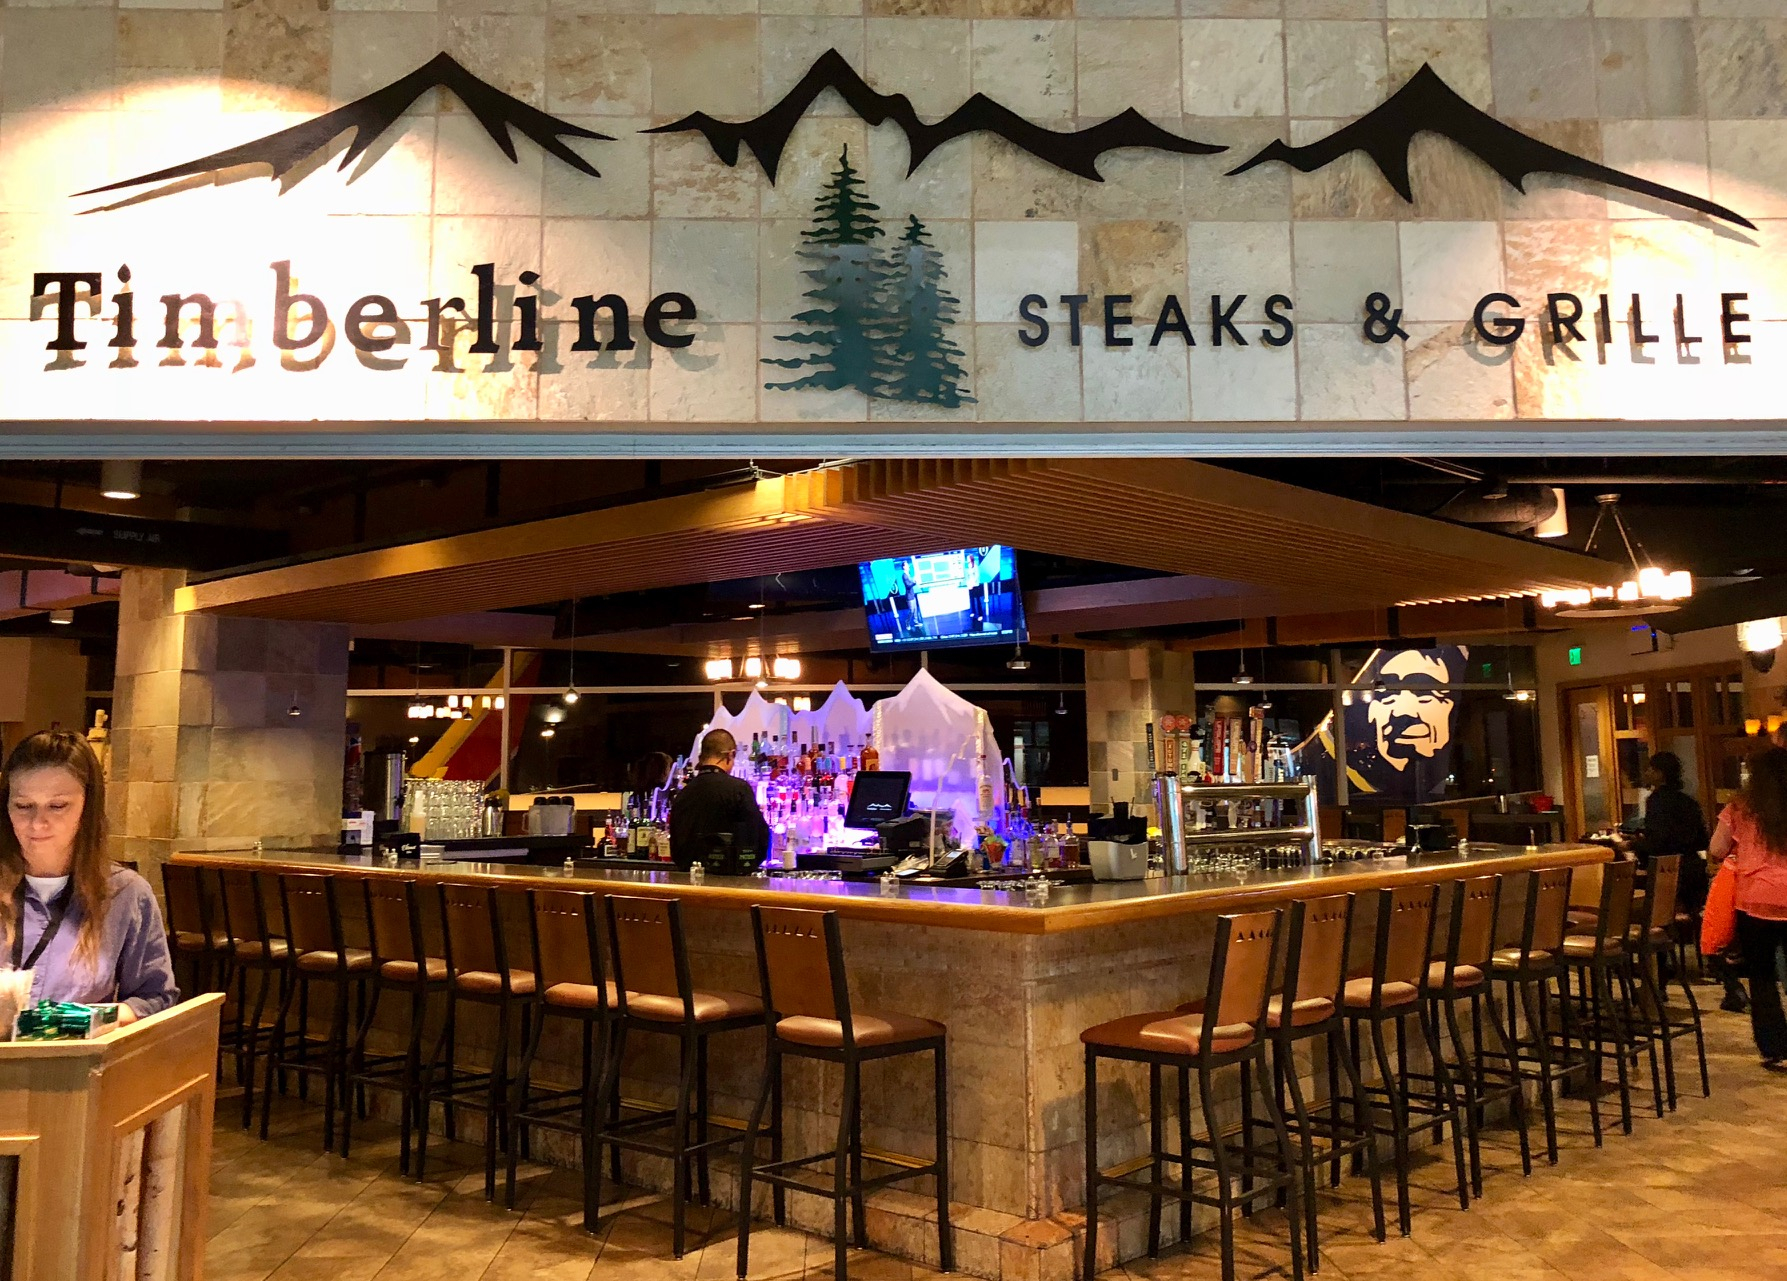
[669,729,771,872]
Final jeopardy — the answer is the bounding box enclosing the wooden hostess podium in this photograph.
[1,994,223,1281]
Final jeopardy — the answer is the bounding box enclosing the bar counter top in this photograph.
[172,840,1609,934]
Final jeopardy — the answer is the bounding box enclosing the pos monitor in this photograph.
[843,770,912,833]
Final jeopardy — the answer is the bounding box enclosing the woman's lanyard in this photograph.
[12,883,73,971]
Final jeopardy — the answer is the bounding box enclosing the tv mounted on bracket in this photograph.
[859,546,1026,654]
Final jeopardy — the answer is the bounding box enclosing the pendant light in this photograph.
[563,596,581,704]
[1006,644,1031,671]
[1541,494,1692,618]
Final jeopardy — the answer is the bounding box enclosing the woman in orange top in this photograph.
[1709,747,1787,1069]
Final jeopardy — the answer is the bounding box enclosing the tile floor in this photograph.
[207,1002,1787,1281]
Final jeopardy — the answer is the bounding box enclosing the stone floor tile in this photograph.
[206,1002,1787,1281]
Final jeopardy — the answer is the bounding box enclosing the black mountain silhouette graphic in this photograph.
[78,53,613,197]
[647,48,1224,184]
[1229,64,1752,230]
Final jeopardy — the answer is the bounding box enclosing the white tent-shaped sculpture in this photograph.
[791,681,872,752]
[691,691,791,779]
[871,668,1005,841]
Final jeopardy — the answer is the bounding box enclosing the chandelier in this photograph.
[1539,494,1692,618]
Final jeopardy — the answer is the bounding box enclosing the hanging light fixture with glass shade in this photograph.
[1533,487,1569,539]
[771,656,801,680]
[1739,617,1785,654]
[1006,645,1031,671]
[562,596,582,704]
[1539,494,1692,618]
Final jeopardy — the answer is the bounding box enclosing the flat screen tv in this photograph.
[859,546,1026,653]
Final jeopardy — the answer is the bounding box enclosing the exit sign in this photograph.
[1568,647,1583,666]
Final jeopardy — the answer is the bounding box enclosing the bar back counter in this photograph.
[172,844,1606,1278]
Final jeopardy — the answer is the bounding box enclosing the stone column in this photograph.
[1083,644,1196,817]
[107,569,349,873]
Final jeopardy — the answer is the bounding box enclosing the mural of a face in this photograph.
[1367,650,1454,771]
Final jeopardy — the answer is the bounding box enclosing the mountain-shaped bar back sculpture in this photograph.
[78,53,615,197]
[1229,64,1753,231]
[647,48,1225,184]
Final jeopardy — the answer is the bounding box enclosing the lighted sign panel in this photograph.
[0,19,1778,446]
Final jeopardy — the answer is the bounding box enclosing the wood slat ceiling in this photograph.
[783,459,1611,603]
[177,460,1613,625]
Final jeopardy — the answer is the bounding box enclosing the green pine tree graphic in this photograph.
[763,145,888,395]
[765,148,971,405]
[874,215,974,407]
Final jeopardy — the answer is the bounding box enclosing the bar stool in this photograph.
[1557,859,1647,1143]
[417,883,538,1200]
[217,867,290,1128]
[736,905,952,1281]
[1420,875,1532,1196]
[262,872,373,1146]
[591,895,764,1259]
[341,874,451,1171]
[506,888,621,1223]
[1248,894,1384,1273]
[162,862,227,999]
[1627,855,1709,1107]
[1082,910,1302,1281]
[1341,883,1468,1236]
[1483,867,1575,1165]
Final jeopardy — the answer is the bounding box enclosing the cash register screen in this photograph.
[843,771,912,832]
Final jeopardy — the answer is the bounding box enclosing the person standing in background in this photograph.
[1708,746,1787,1069]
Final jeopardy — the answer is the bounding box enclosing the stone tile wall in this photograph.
[0,4,1779,426]
[107,568,349,875]
[1085,645,1195,814]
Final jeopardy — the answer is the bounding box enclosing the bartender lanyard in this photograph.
[11,884,72,971]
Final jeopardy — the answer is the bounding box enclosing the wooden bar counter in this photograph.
[174,842,1606,1278]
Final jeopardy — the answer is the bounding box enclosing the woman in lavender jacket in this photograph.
[2,730,177,1022]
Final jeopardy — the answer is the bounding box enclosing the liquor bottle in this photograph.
[602,813,616,855]
[797,737,813,779]
[861,741,880,772]
[977,752,994,820]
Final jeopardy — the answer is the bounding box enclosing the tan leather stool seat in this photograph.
[1081,1010,1255,1055]
[232,938,289,961]
[1266,995,1335,1028]
[544,980,621,1011]
[625,988,762,1023]
[176,929,229,953]
[380,957,448,983]
[297,948,374,974]
[456,968,538,996]
[1342,977,1419,1008]
[1673,910,1693,925]
[1568,909,1598,927]
[1492,946,1551,969]
[1627,924,1669,946]
[1561,935,1620,959]
[777,1010,944,1048]
[1424,962,1485,990]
